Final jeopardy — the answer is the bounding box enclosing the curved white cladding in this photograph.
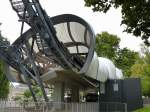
[97,57,108,82]
[85,52,99,79]
[99,57,116,80]
[116,68,123,79]
[85,52,123,82]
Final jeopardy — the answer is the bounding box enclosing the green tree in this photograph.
[24,89,32,99]
[23,86,43,101]
[96,32,120,60]
[140,44,150,64]
[131,63,150,96]
[0,25,10,98]
[141,76,150,96]
[131,64,146,78]
[115,48,138,77]
[131,66,150,96]
[130,45,150,96]
[131,64,150,97]
[96,32,137,77]
[0,60,9,98]
[84,0,150,46]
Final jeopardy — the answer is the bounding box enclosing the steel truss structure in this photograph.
[0,0,95,103]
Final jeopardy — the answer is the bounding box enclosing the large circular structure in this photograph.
[51,14,95,73]
[6,14,95,83]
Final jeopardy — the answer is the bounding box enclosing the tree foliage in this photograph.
[96,32,120,60]
[0,27,10,98]
[0,60,9,98]
[84,0,150,46]
[130,45,150,96]
[96,32,137,77]
[131,59,150,96]
[23,86,43,101]
[141,76,150,96]
[131,64,146,78]
[115,48,138,77]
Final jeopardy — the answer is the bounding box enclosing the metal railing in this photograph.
[0,100,127,112]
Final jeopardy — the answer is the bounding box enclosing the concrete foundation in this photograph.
[53,82,65,109]
[71,87,79,102]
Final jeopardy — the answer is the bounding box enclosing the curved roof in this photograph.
[51,14,95,73]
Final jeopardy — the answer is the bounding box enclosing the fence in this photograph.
[99,102,127,112]
[143,98,150,105]
[0,100,127,112]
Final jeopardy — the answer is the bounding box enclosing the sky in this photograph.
[0,0,143,52]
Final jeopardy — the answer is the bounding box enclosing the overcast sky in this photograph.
[0,0,143,51]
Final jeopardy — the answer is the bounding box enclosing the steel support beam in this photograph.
[25,40,49,102]
[19,64,38,102]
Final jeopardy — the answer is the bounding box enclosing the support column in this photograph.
[53,82,65,109]
[71,87,79,102]
[53,82,64,102]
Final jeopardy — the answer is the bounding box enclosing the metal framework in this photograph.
[0,0,95,103]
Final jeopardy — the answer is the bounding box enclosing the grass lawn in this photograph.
[135,106,150,112]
